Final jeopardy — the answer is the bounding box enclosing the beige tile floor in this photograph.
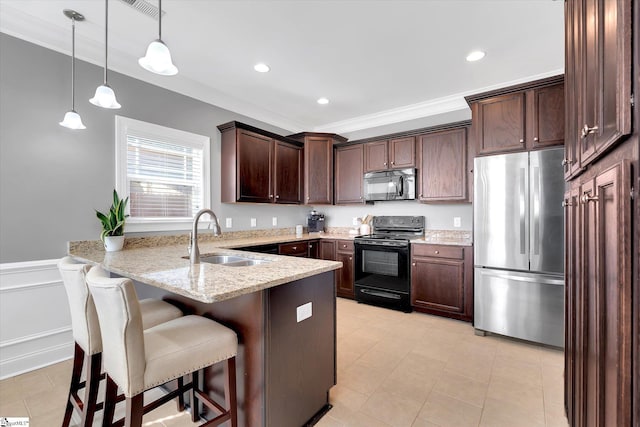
[0,298,568,427]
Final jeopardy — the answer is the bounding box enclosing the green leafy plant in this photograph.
[96,189,129,241]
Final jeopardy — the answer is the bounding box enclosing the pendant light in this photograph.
[138,0,178,76]
[90,0,121,109]
[59,10,86,130]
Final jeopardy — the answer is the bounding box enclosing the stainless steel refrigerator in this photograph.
[474,148,564,347]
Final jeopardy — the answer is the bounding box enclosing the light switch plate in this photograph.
[453,217,461,228]
[272,217,278,226]
[225,218,233,228]
[250,218,257,227]
[296,302,312,323]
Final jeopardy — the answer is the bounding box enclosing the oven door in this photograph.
[354,242,410,293]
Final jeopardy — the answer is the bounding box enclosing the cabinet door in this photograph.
[336,250,354,298]
[579,161,632,427]
[319,240,336,261]
[273,141,301,204]
[417,129,467,202]
[304,137,333,205]
[579,0,632,167]
[389,137,415,169]
[476,93,526,155]
[528,84,565,150]
[335,145,364,204]
[237,130,272,203]
[564,0,582,180]
[307,240,319,259]
[278,241,308,257]
[364,140,388,172]
[411,257,465,314]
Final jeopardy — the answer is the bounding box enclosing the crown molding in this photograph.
[314,69,565,135]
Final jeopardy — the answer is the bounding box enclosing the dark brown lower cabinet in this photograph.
[565,160,633,427]
[319,239,354,299]
[410,244,473,322]
[278,241,308,257]
[307,239,319,259]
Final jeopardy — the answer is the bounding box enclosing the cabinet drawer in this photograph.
[412,244,464,260]
[335,240,354,252]
[279,241,308,256]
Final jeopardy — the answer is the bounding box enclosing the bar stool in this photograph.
[58,257,184,427]
[86,266,238,427]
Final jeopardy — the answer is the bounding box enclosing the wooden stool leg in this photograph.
[176,376,185,412]
[190,370,200,422]
[62,343,84,427]
[125,394,144,427]
[80,352,102,427]
[224,357,238,427]
[102,375,118,427]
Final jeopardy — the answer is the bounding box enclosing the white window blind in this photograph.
[115,116,210,232]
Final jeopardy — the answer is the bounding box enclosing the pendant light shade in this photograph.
[139,0,178,76]
[59,110,86,130]
[60,9,86,130]
[90,0,121,109]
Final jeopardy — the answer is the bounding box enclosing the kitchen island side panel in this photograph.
[133,270,336,427]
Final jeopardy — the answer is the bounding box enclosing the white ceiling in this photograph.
[0,0,564,134]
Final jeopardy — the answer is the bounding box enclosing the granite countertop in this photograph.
[411,230,473,247]
[69,236,342,304]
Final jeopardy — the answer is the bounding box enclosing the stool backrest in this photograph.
[86,266,146,397]
[58,257,102,355]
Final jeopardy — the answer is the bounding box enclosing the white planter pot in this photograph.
[104,235,125,252]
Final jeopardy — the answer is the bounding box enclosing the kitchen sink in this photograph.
[190,255,271,267]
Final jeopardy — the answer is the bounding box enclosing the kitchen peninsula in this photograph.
[69,235,342,427]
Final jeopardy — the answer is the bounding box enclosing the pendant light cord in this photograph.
[71,17,76,110]
[104,0,108,84]
[158,0,162,40]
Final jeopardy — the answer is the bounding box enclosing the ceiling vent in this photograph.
[117,0,165,20]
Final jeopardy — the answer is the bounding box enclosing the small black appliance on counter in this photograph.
[307,210,325,232]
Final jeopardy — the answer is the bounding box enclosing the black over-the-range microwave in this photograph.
[363,168,416,202]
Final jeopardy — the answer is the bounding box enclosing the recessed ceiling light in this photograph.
[254,63,270,73]
[317,97,329,105]
[466,51,486,62]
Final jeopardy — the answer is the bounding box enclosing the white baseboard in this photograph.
[0,258,74,379]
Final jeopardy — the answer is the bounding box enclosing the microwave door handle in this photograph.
[398,176,404,197]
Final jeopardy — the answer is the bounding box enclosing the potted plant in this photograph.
[96,189,129,252]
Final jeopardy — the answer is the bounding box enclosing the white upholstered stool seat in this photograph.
[58,257,183,427]
[86,266,238,427]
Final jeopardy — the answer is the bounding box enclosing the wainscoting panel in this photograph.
[0,259,73,379]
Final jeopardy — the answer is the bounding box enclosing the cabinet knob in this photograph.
[412,262,416,267]
[580,194,599,204]
[292,246,297,250]
[533,137,539,142]
[391,161,395,165]
[307,197,310,201]
[269,194,273,198]
[349,256,352,260]
[562,200,573,207]
[561,158,572,166]
[434,250,439,254]
[419,194,423,198]
[275,195,280,199]
[581,124,599,138]
[519,139,524,143]
[342,244,347,248]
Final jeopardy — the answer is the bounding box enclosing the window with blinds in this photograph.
[115,116,210,231]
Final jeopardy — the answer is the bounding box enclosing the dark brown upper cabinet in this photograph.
[334,144,364,204]
[466,77,565,157]
[363,137,415,172]
[219,121,302,204]
[288,132,348,205]
[563,0,632,180]
[417,126,468,203]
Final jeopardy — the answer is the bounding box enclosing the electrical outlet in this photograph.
[296,302,312,323]
[225,218,233,228]
[453,217,461,228]
[250,218,257,228]
[272,217,278,226]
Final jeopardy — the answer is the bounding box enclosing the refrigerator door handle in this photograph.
[532,166,540,255]
[481,271,564,285]
[519,167,526,254]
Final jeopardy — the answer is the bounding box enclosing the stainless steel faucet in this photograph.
[189,208,222,264]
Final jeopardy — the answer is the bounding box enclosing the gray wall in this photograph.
[0,33,311,262]
[0,33,472,263]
